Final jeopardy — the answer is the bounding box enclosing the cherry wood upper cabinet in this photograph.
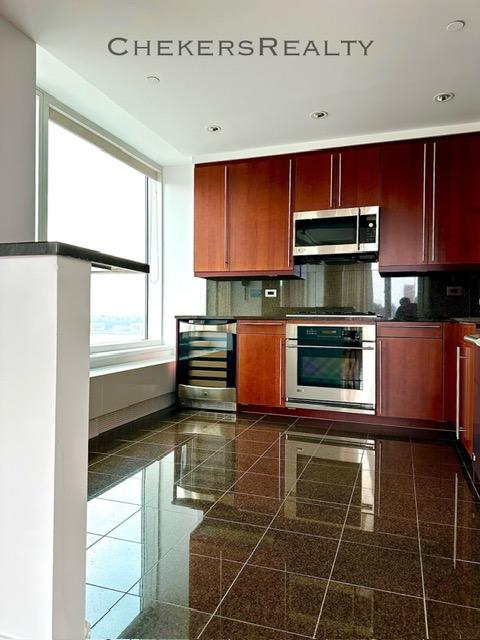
[237,321,285,408]
[377,323,444,421]
[228,157,292,273]
[379,140,427,270]
[194,164,227,274]
[293,151,334,211]
[430,133,480,265]
[293,146,381,211]
[338,145,381,208]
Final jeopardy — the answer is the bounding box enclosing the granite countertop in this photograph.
[0,241,149,273]
[176,315,286,321]
[176,315,480,323]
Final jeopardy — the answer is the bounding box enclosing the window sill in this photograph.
[90,344,175,377]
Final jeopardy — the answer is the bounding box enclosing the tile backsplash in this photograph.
[206,263,480,320]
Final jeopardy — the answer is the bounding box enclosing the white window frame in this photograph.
[36,89,169,368]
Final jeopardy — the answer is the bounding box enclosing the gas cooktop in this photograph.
[286,309,378,318]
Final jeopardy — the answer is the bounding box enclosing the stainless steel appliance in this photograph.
[286,322,376,414]
[293,206,379,258]
[177,319,237,412]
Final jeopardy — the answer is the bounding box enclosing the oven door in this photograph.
[293,208,360,257]
[286,341,376,411]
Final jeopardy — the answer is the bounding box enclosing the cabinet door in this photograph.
[431,133,480,264]
[379,140,427,270]
[228,157,292,273]
[338,145,381,208]
[194,164,227,273]
[459,342,475,455]
[293,151,335,211]
[238,329,284,407]
[378,336,443,420]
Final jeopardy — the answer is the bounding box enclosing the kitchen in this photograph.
[177,134,480,464]
[1,3,480,639]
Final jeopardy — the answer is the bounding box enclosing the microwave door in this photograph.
[294,209,359,256]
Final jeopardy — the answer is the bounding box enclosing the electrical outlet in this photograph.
[265,289,277,298]
[446,286,463,296]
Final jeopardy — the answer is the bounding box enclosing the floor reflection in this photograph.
[86,410,480,639]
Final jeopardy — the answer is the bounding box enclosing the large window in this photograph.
[36,91,162,350]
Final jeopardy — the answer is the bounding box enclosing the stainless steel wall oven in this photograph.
[286,323,376,414]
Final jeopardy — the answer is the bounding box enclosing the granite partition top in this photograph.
[0,242,149,273]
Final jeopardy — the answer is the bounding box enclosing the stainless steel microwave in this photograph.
[293,206,379,258]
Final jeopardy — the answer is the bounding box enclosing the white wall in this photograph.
[0,17,36,242]
[162,164,206,344]
[88,362,176,437]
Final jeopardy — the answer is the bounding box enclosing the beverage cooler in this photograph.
[176,318,237,412]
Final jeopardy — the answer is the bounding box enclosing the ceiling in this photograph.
[1,0,479,163]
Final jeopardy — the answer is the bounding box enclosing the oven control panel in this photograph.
[297,325,363,346]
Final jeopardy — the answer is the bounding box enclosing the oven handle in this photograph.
[286,344,375,351]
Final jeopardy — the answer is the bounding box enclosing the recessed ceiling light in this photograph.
[434,92,455,103]
[311,111,328,119]
[206,125,222,133]
[146,75,160,84]
[446,19,466,31]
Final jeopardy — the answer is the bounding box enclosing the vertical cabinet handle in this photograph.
[378,340,383,414]
[329,154,334,208]
[422,143,427,263]
[456,346,467,438]
[356,209,361,251]
[224,165,229,267]
[337,152,342,207]
[287,159,293,267]
[279,337,284,406]
[456,346,461,438]
[431,142,437,262]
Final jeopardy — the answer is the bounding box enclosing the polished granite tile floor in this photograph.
[86,409,480,639]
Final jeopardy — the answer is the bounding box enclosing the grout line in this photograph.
[86,581,133,596]
[411,439,430,640]
[426,597,480,612]
[312,447,366,639]
[86,506,143,544]
[196,422,332,639]
[267,525,419,553]
[200,614,312,639]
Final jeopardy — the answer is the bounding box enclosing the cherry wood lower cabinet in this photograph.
[444,322,476,454]
[458,340,475,455]
[237,321,285,408]
[377,323,444,421]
